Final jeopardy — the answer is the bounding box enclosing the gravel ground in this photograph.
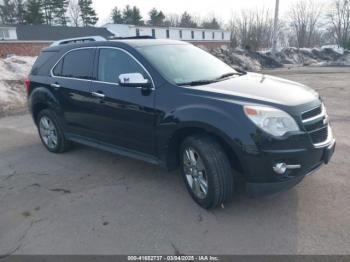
[0,66,349,255]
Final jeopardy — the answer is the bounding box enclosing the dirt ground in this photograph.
[0,66,349,255]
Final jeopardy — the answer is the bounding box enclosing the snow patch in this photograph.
[0,55,36,116]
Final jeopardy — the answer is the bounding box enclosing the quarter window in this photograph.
[97,48,147,84]
[53,49,94,79]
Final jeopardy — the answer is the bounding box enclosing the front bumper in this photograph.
[245,138,336,197]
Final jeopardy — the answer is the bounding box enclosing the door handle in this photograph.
[50,83,60,89]
[91,91,105,98]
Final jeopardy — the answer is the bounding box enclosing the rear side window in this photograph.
[31,51,57,75]
[97,48,147,84]
[53,48,94,80]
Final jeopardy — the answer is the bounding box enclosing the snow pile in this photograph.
[209,47,282,72]
[209,46,350,71]
[0,55,36,116]
[264,47,350,67]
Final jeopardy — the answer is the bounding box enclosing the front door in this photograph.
[89,47,156,155]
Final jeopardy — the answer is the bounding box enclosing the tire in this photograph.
[36,109,71,153]
[180,134,234,209]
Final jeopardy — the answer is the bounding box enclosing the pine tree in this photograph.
[122,5,143,25]
[24,0,44,24]
[78,0,98,26]
[111,6,123,24]
[202,18,221,29]
[53,0,69,25]
[179,12,197,28]
[14,0,26,24]
[148,8,165,26]
[0,0,16,24]
[42,0,55,25]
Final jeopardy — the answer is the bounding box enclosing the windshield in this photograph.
[138,44,238,86]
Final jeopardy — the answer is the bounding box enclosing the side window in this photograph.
[53,49,94,79]
[97,48,147,84]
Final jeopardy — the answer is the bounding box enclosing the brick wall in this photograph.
[0,42,51,58]
[0,40,230,58]
[189,41,230,50]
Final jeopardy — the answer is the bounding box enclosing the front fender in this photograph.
[157,103,258,168]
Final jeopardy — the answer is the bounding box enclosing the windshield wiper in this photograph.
[215,71,244,80]
[177,71,245,86]
[177,79,217,86]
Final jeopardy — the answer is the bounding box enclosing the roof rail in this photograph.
[50,36,106,46]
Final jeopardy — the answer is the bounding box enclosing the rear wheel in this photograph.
[180,135,234,209]
[37,109,71,153]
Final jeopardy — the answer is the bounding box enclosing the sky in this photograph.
[92,0,331,26]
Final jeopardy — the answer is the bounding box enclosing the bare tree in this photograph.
[164,13,180,27]
[289,0,323,48]
[229,8,275,51]
[68,0,81,26]
[328,0,350,48]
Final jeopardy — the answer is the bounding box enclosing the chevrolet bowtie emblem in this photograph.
[323,117,329,125]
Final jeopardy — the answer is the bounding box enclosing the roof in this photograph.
[104,23,230,33]
[111,39,188,47]
[0,24,16,29]
[15,25,114,41]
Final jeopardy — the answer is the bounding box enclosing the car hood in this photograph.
[189,72,319,106]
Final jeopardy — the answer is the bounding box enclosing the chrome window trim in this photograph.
[50,46,155,90]
[50,47,96,81]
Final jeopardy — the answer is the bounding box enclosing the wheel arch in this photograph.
[165,124,245,175]
[29,87,62,124]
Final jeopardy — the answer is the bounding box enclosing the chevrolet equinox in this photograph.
[27,38,336,209]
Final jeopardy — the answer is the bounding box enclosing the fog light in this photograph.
[273,163,301,175]
[273,163,287,175]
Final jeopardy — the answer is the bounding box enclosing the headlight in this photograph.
[244,105,300,137]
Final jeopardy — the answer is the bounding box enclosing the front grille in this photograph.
[309,126,328,144]
[302,106,322,120]
[301,104,329,145]
[304,118,325,131]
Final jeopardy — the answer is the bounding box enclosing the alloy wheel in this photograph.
[39,116,58,150]
[183,147,208,199]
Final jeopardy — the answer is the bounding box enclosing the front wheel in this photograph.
[180,135,234,209]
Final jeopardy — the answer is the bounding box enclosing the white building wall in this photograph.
[181,30,192,40]
[155,29,167,39]
[104,24,231,42]
[0,27,17,40]
[9,28,17,39]
[205,31,212,40]
[169,29,180,40]
[193,30,202,40]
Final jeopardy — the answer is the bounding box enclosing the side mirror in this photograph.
[118,73,151,88]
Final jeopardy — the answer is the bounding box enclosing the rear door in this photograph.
[88,47,156,155]
[51,47,97,138]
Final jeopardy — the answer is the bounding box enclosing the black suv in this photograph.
[27,38,335,209]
